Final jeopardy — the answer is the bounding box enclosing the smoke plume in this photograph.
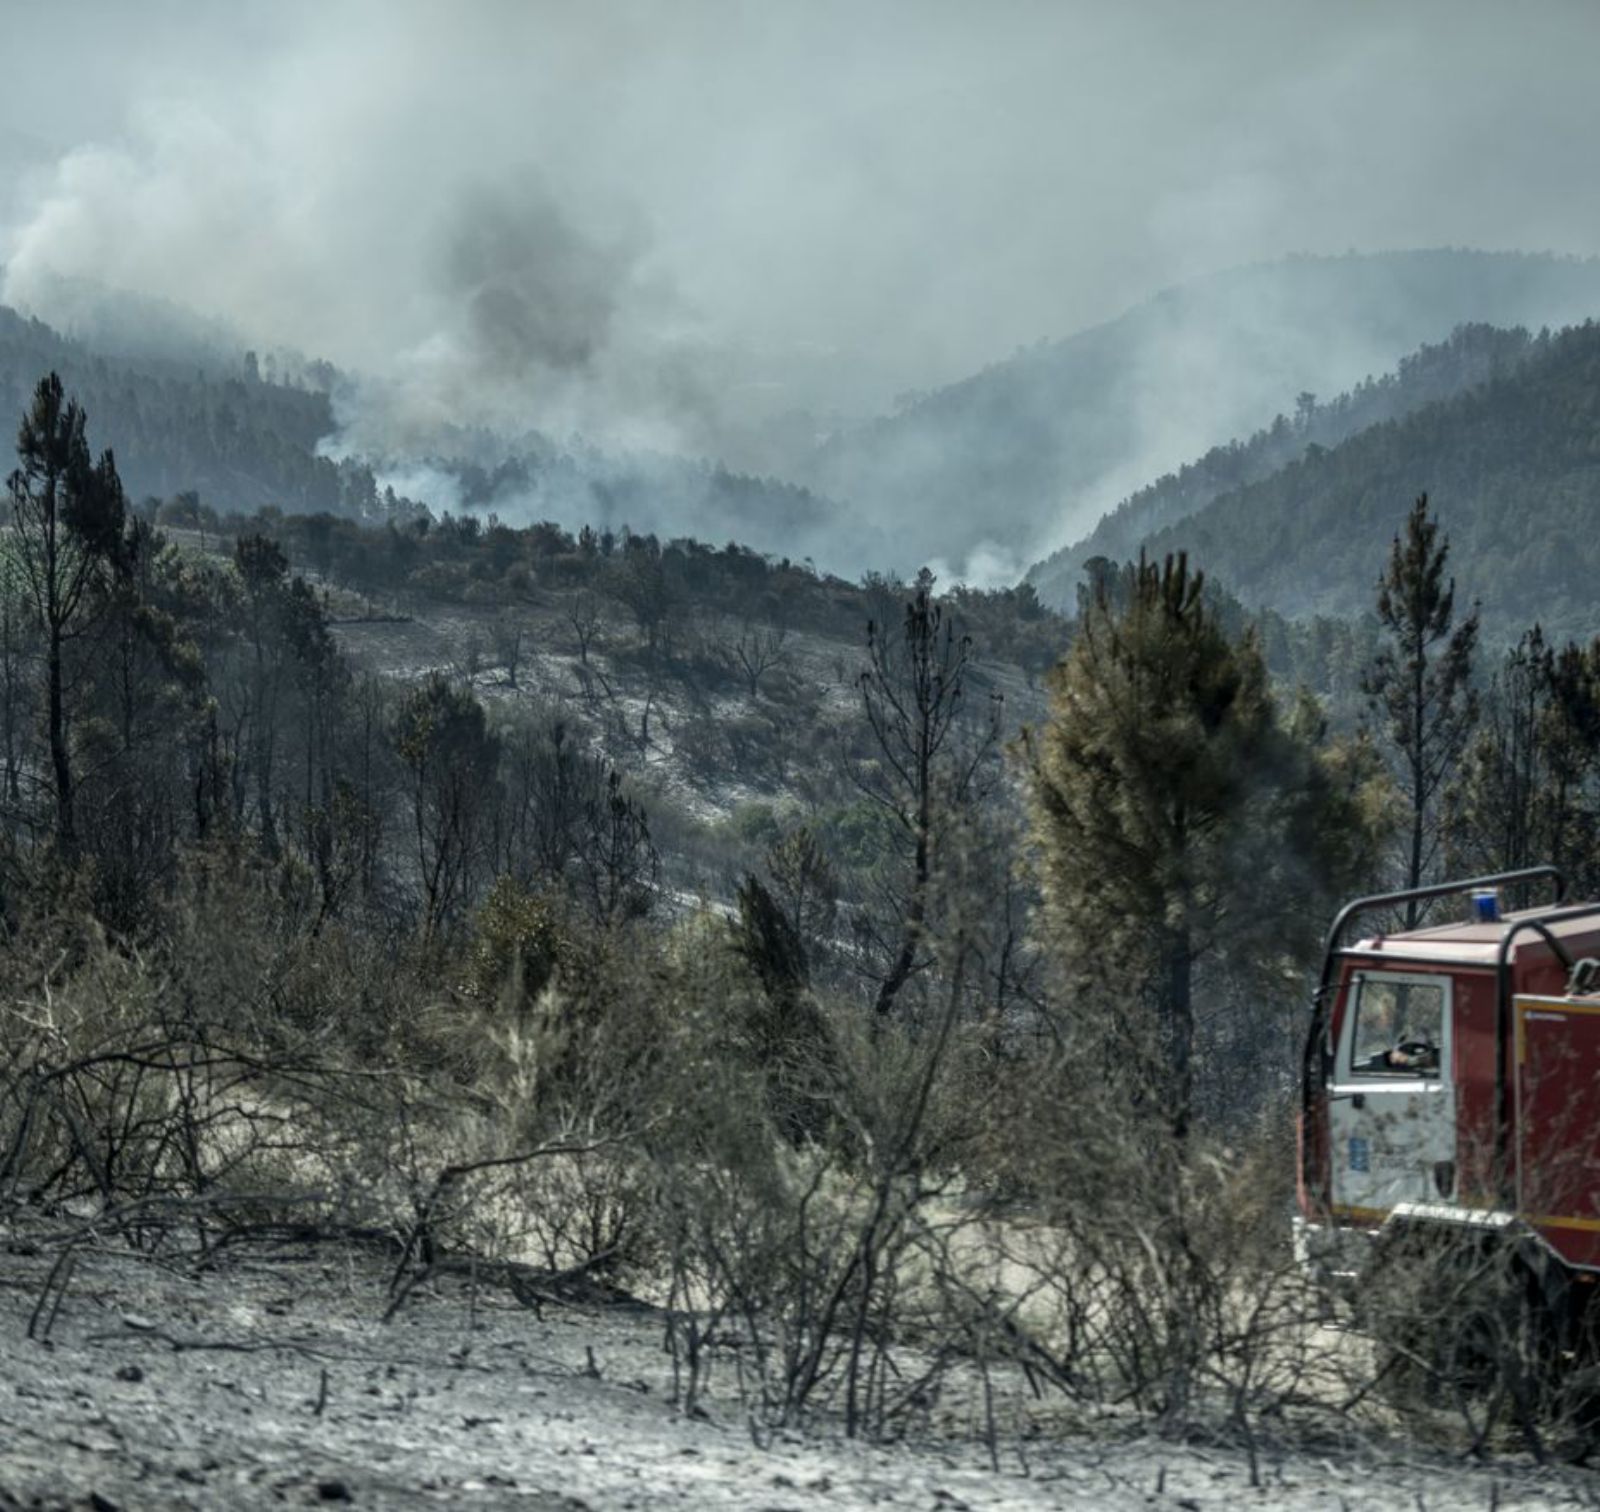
[3,1,1600,580]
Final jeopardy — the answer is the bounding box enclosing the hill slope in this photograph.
[1130,320,1600,640]
[0,302,844,555]
[0,303,379,515]
[1025,322,1543,609]
[801,251,1600,581]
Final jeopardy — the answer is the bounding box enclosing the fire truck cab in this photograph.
[1297,867,1600,1317]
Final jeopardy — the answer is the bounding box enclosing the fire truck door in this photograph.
[1328,971,1455,1218]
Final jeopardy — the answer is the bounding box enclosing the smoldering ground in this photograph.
[4,1229,1586,1511]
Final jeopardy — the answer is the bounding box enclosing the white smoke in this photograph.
[3,1,1600,582]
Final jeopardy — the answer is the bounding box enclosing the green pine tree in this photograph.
[1026,553,1387,1141]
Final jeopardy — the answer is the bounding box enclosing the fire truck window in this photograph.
[1350,978,1444,1077]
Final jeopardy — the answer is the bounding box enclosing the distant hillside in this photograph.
[1027,322,1542,608]
[365,441,844,569]
[801,251,1600,581]
[0,303,372,515]
[1,270,260,367]
[0,303,843,553]
[1131,320,1600,641]
[1030,323,1542,608]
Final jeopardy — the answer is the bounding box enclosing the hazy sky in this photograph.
[3,0,1599,435]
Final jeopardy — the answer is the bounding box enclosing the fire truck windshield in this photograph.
[1350,975,1444,1076]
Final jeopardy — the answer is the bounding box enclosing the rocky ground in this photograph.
[1,1223,1595,1511]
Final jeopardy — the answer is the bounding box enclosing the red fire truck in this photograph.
[1297,867,1600,1351]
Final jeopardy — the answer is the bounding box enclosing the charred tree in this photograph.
[1364,494,1479,924]
[854,570,1001,1019]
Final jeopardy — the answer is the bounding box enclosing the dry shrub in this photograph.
[643,970,996,1435]
[944,1015,1335,1458]
[19,845,1578,1469]
[0,858,394,1236]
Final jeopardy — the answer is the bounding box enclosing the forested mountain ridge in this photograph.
[1027,322,1542,608]
[0,302,376,516]
[14,251,1600,590]
[1130,319,1600,640]
[800,250,1600,580]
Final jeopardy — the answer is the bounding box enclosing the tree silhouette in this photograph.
[7,373,127,857]
[854,569,1001,1019]
[1364,494,1479,922]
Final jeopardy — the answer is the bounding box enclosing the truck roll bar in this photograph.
[1316,866,1567,982]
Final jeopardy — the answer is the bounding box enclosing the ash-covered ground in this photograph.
[0,1226,1592,1510]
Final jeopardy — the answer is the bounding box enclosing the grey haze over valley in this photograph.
[5,1,1600,583]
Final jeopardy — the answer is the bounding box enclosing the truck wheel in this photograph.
[1363,1227,1550,1421]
